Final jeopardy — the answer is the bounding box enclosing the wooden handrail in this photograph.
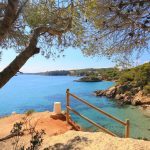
[66,89,70,123]
[68,92,126,126]
[125,119,130,138]
[66,89,130,138]
[67,106,117,137]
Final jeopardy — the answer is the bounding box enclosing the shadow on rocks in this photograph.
[44,136,91,150]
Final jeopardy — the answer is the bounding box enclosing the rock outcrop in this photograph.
[94,84,150,106]
[132,91,150,105]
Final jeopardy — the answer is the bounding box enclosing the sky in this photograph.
[0,47,149,73]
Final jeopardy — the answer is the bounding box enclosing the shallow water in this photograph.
[0,75,149,139]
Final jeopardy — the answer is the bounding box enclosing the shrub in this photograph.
[143,84,150,95]
[125,91,132,96]
[119,72,134,84]
[25,109,35,116]
[9,116,45,149]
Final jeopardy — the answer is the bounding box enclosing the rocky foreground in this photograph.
[1,131,150,150]
[0,112,150,149]
[41,131,150,150]
[0,111,73,149]
[94,84,150,106]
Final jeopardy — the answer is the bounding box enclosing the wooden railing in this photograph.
[66,89,130,138]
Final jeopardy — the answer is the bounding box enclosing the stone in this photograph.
[115,94,123,100]
[95,90,106,96]
[105,86,116,98]
[50,113,66,121]
[123,96,131,104]
[130,88,140,95]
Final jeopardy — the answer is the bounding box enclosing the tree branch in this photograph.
[0,0,19,43]
[0,3,7,9]
[0,19,72,88]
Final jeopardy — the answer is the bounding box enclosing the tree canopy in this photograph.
[80,0,150,57]
[0,0,150,88]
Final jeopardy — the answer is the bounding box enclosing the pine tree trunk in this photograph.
[0,28,40,88]
[0,46,40,88]
[0,21,72,88]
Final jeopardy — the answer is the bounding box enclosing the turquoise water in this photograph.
[0,75,149,139]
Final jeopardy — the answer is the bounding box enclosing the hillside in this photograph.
[118,62,150,95]
[25,67,120,79]
[95,62,150,105]
[25,63,150,92]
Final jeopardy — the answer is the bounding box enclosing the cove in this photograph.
[0,75,149,139]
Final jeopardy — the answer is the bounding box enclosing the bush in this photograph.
[119,72,134,84]
[143,84,150,95]
[125,91,132,96]
[25,109,35,116]
[134,72,148,88]
[118,63,150,88]
[9,116,45,149]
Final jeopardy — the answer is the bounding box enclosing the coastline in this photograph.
[94,84,150,106]
[0,111,150,149]
[0,75,150,140]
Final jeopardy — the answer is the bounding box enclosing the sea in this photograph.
[0,75,149,139]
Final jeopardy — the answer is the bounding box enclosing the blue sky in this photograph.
[0,47,149,73]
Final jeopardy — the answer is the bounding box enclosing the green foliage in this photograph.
[119,72,134,84]
[69,68,120,80]
[98,68,120,81]
[25,109,35,116]
[25,130,45,150]
[118,62,150,94]
[25,3,57,28]
[143,83,150,95]
[36,63,149,89]
[1,0,150,60]
[11,122,24,136]
[137,137,149,141]
[134,63,150,87]
[1,0,149,88]
[10,116,45,149]
[81,0,150,60]
[79,75,101,82]
[11,121,24,150]
[125,91,132,97]
[43,70,70,76]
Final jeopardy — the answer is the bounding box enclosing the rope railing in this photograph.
[66,89,130,138]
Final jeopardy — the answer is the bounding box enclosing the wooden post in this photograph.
[66,89,70,123]
[125,119,130,138]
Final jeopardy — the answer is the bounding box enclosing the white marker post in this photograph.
[12,111,16,115]
[53,102,62,114]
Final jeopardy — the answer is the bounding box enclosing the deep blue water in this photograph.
[0,75,150,139]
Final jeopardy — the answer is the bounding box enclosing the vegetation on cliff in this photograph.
[95,62,150,105]
[76,75,102,82]
[31,63,150,92]
[32,67,120,80]
[36,70,70,76]
[118,62,150,96]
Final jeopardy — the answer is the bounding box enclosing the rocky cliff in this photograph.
[94,84,150,106]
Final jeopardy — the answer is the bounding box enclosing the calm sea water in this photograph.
[0,75,149,139]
